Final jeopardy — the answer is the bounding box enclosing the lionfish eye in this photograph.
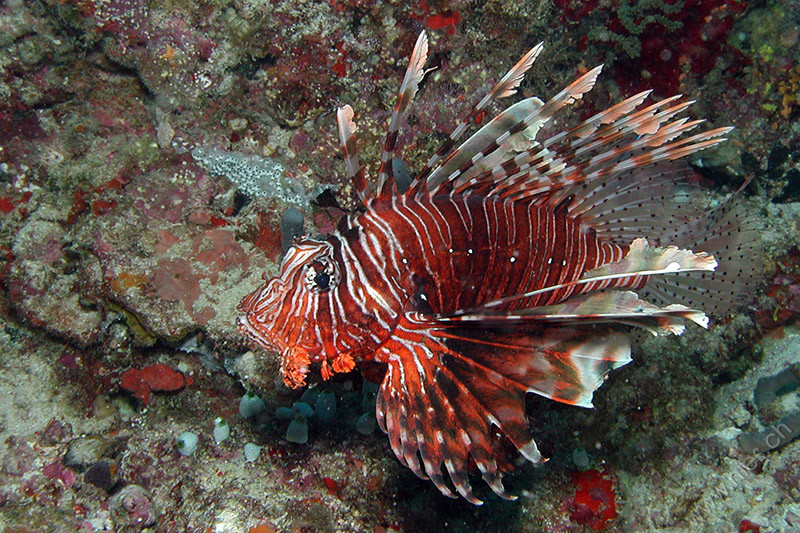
[313,271,331,289]
[304,257,337,293]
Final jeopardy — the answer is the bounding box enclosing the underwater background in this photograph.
[0,0,799,531]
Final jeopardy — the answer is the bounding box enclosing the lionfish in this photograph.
[238,32,757,503]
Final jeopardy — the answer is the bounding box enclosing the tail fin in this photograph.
[537,152,763,318]
[641,191,763,316]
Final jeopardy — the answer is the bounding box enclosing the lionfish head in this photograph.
[237,237,342,389]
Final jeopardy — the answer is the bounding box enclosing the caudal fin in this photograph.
[641,192,763,316]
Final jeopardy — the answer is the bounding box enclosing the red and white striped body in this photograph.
[361,195,632,314]
[239,194,634,383]
[238,32,759,503]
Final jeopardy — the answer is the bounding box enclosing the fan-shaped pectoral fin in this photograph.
[373,312,632,504]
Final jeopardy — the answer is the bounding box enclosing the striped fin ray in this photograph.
[376,31,431,199]
[452,95,679,199]
[443,291,708,336]
[480,100,721,204]
[374,313,631,504]
[425,65,604,194]
[460,90,656,198]
[375,314,524,504]
[407,43,544,195]
[566,96,688,155]
[424,97,545,192]
[545,90,653,145]
[422,75,729,227]
[516,291,710,334]
[539,156,761,319]
[432,326,633,409]
[493,98,695,200]
[515,124,730,208]
[337,105,371,205]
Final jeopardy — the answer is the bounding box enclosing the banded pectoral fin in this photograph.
[373,312,632,504]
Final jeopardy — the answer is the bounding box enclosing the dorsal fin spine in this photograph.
[337,105,371,205]
[408,42,545,196]
[427,67,603,196]
[376,31,431,200]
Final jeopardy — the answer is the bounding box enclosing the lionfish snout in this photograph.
[237,277,286,315]
[237,308,315,389]
[237,276,292,350]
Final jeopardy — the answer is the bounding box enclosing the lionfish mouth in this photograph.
[237,316,311,389]
[280,346,311,389]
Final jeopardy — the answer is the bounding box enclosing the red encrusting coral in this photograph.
[254,219,283,261]
[425,11,461,32]
[569,469,618,530]
[120,363,185,405]
[555,0,748,96]
[249,523,278,533]
[92,199,117,216]
[321,476,342,499]
[0,197,16,214]
[739,518,762,532]
[413,1,461,35]
[332,42,348,78]
[0,191,32,216]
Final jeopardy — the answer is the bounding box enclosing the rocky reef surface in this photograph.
[1,0,799,531]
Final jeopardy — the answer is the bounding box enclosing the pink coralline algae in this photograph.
[192,228,250,284]
[4,240,105,346]
[110,484,158,530]
[132,160,219,224]
[312,207,347,236]
[77,0,219,108]
[42,460,77,490]
[145,229,248,321]
[151,257,201,308]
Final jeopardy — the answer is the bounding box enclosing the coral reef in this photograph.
[0,0,799,530]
